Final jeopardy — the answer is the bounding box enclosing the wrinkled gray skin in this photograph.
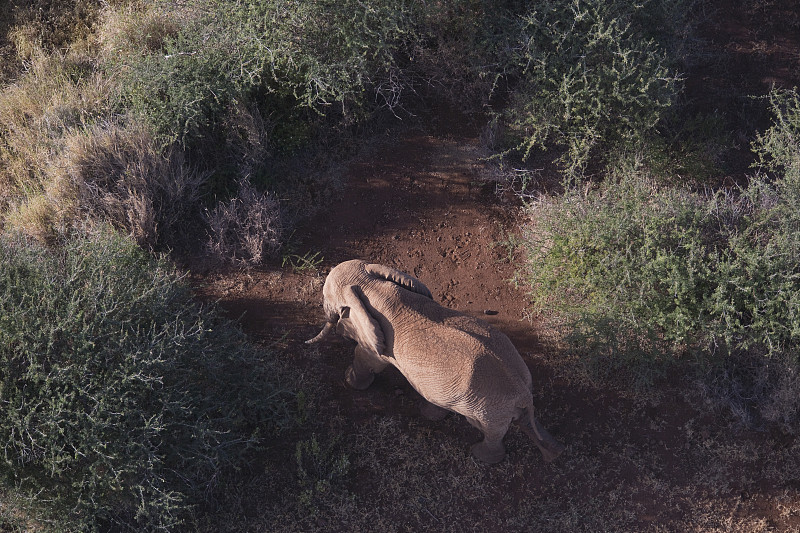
[307,259,564,464]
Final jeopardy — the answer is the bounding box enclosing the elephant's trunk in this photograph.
[306,321,335,344]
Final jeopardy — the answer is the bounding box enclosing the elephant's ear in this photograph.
[365,263,433,300]
[338,285,386,356]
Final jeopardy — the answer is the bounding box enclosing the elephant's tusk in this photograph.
[306,321,335,344]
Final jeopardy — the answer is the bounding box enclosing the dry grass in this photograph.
[66,122,207,249]
[222,102,273,178]
[205,178,283,266]
[4,193,68,245]
[1,1,322,251]
[0,3,215,247]
[0,35,208,248]
[7,0,100,52]
[94,1,197,61]
[697,351,800,436]
[0,44,116,230]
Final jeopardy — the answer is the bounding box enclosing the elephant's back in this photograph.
[441,312,528,367]
[397,294,529,373]
[392,301,533,405]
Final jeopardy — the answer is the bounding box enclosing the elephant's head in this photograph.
[305,260,433,352]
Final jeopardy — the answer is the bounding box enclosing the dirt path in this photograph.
[197,130,800,532]
[200,132,543,357]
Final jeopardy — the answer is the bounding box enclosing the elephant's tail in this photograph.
[518,405,565,463]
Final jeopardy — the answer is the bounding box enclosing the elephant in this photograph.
[306,259,564,464]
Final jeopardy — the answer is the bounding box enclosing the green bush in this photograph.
[754,88,800,182]
[113,0,417,155]
[520,166,719,384]
[502,0,682,176]
[520,150,799,387]
[294,435,350,516]
[408,0,524,110]
[119,20,251,149]
[518,90,800,424]
[727,88,800,356]
[0,228,293,531]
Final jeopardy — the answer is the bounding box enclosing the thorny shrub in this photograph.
[0,228,294,531]
[754,88,800,182]
[408,0,521,111]
[503,0,682,178]
[112,0,418,154]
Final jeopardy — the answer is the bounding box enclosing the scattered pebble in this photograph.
[483,309,499,315]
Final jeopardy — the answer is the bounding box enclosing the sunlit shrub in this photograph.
[753,88,800,182]
[503,0,682,177]
[520,159,799,377]
[519,89,800,422]
[112,0,417,154]
[520,167,718,385]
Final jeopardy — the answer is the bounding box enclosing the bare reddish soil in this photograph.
[197,132,557,440]
[202,133,531,346]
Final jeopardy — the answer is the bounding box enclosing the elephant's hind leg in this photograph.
[345,345,388,390]
[466,416,509,464]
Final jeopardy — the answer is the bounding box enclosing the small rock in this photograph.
[483,309,499,315]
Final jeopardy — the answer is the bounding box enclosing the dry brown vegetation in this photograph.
[205,177,283,266]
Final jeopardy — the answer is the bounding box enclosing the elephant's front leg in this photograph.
[345,345,388,390]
